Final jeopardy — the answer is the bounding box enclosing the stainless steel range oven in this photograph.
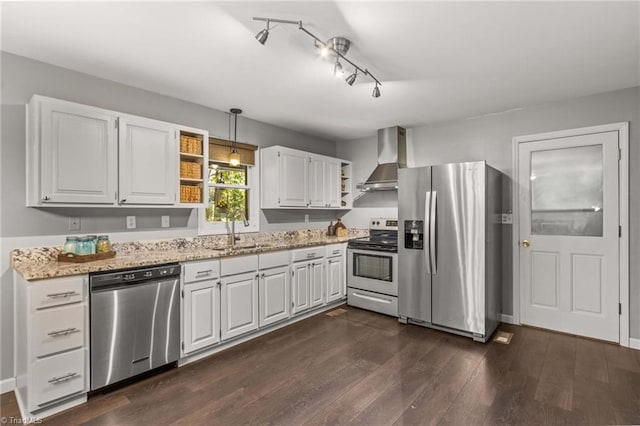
[347,218,399,317]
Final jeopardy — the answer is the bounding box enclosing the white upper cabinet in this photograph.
[118,115,177,205]
[260,145,348,209]
[26,95,207,208]
[29,96,118,205]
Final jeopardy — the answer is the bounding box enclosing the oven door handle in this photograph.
[425,191,432,275]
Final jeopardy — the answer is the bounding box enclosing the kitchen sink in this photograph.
[208,242,273,252]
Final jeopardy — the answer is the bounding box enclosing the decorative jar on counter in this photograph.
[96,235,111,253]
[63,236,78,254]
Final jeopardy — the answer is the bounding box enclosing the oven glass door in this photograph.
[347,249,398,296]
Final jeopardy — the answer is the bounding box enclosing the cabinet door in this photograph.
[326,160,341,208]
[326,257,344,302]
[292,262,310,314]
[40,99,117,204]
[259,266,290,327]
[221,272,259,340]
[310,261,325,308]
[279,150,308,207]
[183,280,220,354]
[118,115,177,205]
[309,157,326,207]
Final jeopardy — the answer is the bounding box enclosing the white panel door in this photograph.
[118,115,176,205]
[518,131,619,342]
[309,157,326,207]
[325,160,341,208]
[292,262,310,314]
[326,257,344,302]
[183,280,220,354]
[310,261,325,308]
[221,272,258,340]
[40,99,117,204]
[279,150,308,207]
[259,266,290,327]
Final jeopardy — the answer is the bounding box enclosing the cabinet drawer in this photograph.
[259,251,289,270]
[32,348,86,409]
[325,244,345,258]
[33,304,85,358]
[221,255,258,277]
[183,260,219,283]
[347,288,398,317]
[31,276,84,310]
[291,247,323,262]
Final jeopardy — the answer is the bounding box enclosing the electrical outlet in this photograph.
[68,216,80,231]
[501,213,513,224]
[126,216,136,229]
[304,214,309,223]
[161,215,170,228]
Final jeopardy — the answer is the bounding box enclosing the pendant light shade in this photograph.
[229,150,241,166]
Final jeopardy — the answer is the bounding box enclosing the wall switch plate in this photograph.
[68,217,80,231]
[126,216,136,229]
[501,213,513,224]
[161,215,170,228]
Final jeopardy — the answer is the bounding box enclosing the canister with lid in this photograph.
[63,236,79,254]
[96,235,111,253]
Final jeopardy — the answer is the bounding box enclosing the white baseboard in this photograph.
[499,314,516,324]
[1,377,15,394]
[630,337,640,350]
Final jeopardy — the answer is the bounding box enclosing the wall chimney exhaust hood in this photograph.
[357,126,407,191]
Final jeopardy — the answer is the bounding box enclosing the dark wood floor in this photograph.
[2,306,640,425]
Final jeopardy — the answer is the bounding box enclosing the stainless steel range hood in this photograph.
[357,126,407,191]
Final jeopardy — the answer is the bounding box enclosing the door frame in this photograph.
[511,122,629,347]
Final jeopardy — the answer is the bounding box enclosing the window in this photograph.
[198,159,259,235]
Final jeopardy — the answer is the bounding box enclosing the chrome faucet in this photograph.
[229,208,249,246]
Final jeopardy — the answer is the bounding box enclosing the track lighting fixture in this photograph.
[372,83,381,98]
[255,20,269,45]
[345,69,358,86]
[253,16,382,98]
[229,108,242,166]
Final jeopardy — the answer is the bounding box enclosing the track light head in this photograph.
[345,70,357,86]
[372,83,381,98]
[255,20,270,45]
[334,60,344,77]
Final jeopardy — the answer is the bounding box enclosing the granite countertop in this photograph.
[12,229,367,281]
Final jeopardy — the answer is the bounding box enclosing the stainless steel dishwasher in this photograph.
[90,264,180,391]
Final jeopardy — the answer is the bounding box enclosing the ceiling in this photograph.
[2,1,639,141]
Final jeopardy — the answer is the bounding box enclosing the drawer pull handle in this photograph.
[47,327,79,337]
[332,250,341,255]
[48,372,78,384]
[352,292,392,304]
[46,291,78,299]
[195,270,213,276]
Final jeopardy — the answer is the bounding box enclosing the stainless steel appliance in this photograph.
[398,161,501,342]
[90,264,180,390]
[347,218,399,316]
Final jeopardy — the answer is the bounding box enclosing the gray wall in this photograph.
[339,86,639,336]
[0,52,338,382]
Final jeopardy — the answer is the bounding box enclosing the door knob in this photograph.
[521,240,530,248]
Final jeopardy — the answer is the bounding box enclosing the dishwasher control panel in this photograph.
[90,264,179,288]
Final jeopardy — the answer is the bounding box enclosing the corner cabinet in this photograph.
[26,95,208,208]
[260,145,351,209]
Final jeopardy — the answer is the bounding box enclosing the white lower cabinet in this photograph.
[310,261,325,308]
[326,256,344,302]
[14,273,89,417]
[259,265,290,327]
[292,261,311,314]
[221,271,259,340]
[182,260,221,355]
[183,280,220,354]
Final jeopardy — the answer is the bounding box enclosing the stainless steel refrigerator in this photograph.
[398,161,502,342]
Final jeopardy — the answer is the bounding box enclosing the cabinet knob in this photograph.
[121,199,127,203]
[521,240,531,248]
[42,195,51,201]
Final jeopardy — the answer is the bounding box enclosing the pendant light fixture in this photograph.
[253,16,382,98]
[229,108,242,166]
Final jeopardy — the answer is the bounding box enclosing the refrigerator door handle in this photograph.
[425,191,432,275]
[430,191,437,274]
